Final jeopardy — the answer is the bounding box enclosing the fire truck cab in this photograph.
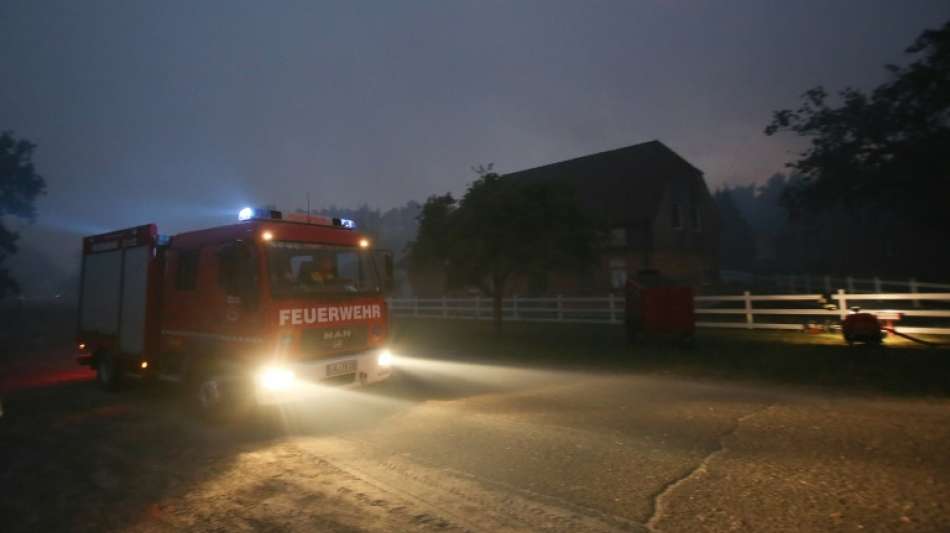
[75,208,395,412]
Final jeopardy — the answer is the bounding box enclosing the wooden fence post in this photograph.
[837,289,848,321]
[874,277,882,294]
[556,294,563,322]
[846,276,855,293]
[744,290,753,330]
[910,278,920,308]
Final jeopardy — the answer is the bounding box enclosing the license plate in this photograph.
[326,359,357,378]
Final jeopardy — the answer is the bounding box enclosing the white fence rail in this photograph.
[388,291,950,336]
[719,271,950,295]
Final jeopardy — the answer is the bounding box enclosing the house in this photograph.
[504,140,719,293]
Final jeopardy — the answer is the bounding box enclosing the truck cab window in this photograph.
[268,241,381,298]
[175,249,199,290]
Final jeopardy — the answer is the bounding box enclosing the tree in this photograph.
[714,188,756,270]
[409,171,601,333]
[0,131,46,300]
[765,21,950,228]
[406,193,458,295]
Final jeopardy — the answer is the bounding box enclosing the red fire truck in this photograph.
[74,207,395,413]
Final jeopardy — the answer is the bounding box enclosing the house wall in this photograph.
[509,173,720,295]
[408,154,720,297]
[648,172,719,285]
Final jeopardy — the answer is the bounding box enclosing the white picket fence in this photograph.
[388,291,950,336]
[719,271,950,295]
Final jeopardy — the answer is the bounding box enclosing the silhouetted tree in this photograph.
[406,193,457,294]
[765,20,950,277]
[409,172,601,333]
[0,131,46,300]
[766,21,950,221]
[714,188,756,270]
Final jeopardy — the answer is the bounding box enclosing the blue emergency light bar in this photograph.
[240,206,355,229]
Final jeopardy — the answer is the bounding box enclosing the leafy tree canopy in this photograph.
[1,131,47,299]
[765,21,950,227]
[409,170,601,332]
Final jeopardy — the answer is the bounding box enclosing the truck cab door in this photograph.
[217,241,261,334]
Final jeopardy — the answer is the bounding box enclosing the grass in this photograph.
[391,318,950,396]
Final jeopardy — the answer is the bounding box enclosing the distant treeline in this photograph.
[715,173,947,281]
[298,201,422,264]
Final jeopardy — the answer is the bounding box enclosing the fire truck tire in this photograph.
[189,368,234,420]
[95,351,122,392]
[197,379,223,413]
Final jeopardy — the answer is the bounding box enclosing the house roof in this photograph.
[503,140,703,224]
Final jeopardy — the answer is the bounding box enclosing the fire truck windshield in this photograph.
[267,241,382,298]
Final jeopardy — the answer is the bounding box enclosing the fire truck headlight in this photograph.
[378,349,393,367]
[257,366,296,391]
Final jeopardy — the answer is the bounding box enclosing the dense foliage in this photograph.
[408,172,601,332]
[766,21,950,226]
[764,21,950,278]
[0,131,47,299]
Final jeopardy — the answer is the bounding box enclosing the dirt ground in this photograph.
[3,317,950,532]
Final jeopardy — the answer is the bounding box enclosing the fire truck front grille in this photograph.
[299,325,368,358]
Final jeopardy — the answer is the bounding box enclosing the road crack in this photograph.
[645,403,774,533]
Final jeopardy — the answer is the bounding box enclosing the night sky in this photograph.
[2,0,949,281]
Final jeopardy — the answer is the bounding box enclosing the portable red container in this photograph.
[640,286,695,338]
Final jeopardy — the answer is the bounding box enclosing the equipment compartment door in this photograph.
[119,245,150,355]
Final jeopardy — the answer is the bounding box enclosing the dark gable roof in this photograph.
[503,140,702,224]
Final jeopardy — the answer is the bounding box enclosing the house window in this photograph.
[671,203,682,229]
[175,249,199,291]
[609,258,627,289]
[609,227,626,247]
[690,206,701,231]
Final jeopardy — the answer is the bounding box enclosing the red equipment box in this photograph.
[640,286,696,337]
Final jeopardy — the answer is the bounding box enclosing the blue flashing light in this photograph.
[238,207,283,222]
[339,218,356,229]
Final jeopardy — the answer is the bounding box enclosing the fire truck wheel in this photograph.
[95,351,122,392]
[190,372,236,420]
[198,378,224,414]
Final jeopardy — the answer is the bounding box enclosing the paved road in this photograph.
[2,354,949,532]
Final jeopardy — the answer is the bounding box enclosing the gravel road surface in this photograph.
[2,352,949,532]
